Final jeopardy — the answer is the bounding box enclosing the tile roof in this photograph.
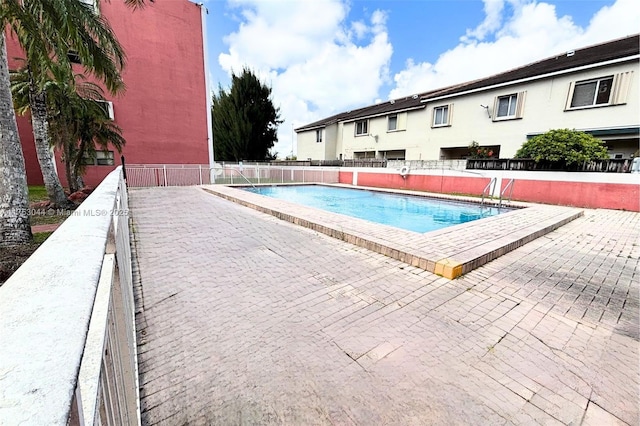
[421,34,639,101]
[295,34,639,133]
[294,95,426,132]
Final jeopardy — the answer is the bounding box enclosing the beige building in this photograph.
[296,35,639,161]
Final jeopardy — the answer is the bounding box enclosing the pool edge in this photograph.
[201,185,584,280]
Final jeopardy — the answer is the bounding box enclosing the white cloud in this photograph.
[462,0,507,41]
[218,0,392,158]
[390,0,639,100]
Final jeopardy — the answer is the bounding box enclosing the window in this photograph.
[496,94,517,118]
[388,114,398,131]
[82,150,114,166]
[315,129,323,143]
[570,76,613,108]
[387,112,406,132]
[96,100,114,120]
[432,104,452,127]
[493,91,526,121]
[565,72,634,110]
[67,50,81,64]
[78,0,98,13]
[355,120,368,136]
[96,151,114,165]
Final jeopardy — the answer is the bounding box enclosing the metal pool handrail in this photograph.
[481,177,497,207]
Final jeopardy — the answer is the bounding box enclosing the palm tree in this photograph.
[9,0,127,208]
[1,1,34,246]
[0,0,149,246]
[12,63,124,193]
[69,100,126,192]
[1,33,32,246]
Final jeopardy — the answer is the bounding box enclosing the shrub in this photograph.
[468,141,495,159]
[514,129,609,165]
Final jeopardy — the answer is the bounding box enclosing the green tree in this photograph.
[0,0,148,246]
[515,128,609,165]
[12,65,125,193]
[10,0,126,208]
[212,68,282,161]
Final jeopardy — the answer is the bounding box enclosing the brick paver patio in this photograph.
[131,186,639,425]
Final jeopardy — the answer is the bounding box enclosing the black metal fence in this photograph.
[270,159,387,168]
[466,158,634,173]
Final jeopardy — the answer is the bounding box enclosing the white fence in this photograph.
[0,167,139,425]
[125,164,340,187]
[387,159,468,171]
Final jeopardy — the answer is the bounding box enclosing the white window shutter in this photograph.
[491,96,499,121]
[565,81,576,110]
[447,103,454,125]
[515,91,526,118]
[611,71,634,105]
[397,112,407,130]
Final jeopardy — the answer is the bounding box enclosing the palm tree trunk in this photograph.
[0,33,32,246]
[28,82,72,208]
[64,143,76,194]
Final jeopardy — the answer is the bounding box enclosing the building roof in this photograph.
[295,34,639,133]
[294,95,426,132]
[421,34,639,101]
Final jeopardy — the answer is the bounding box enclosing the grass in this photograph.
[28,185,49,203]
[31,210,69,226]
[33,231,53,244]
[28,185,74,226]
[1,187,64,284]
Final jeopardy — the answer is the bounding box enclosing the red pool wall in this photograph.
[339,170,640,211]
[507,180,639,211]
[339,172,353,184]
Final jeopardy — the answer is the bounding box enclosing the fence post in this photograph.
[163,165,167,187]
[121,155,127,181]
[199,165,203,185]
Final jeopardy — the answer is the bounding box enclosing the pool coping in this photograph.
[201,184,584,279]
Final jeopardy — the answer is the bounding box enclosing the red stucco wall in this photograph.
[507,179,640,211]
[343,170,640,211]
[339,171,353,184]
[355,172,489,196]
[6,0,209,187]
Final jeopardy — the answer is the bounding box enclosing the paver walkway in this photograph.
[131,186,639,425]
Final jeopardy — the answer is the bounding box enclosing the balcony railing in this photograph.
[0,167,139,425]
[466,158,634,173]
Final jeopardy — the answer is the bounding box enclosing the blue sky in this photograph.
[201,0,638,157]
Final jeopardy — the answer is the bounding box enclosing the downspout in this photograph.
[198,2,214,169]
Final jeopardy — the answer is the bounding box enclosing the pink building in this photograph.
[6,0,212,187]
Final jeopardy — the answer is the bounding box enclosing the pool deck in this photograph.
[202,184,584,279]
[130,186,639,425]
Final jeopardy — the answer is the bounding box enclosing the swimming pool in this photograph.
[244,185,511,233]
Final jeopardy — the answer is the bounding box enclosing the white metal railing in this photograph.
[387,159,468,171]
[499,179,516,207]
[480,177,497,207]
[125,164,340,187]
[0,167,139,425]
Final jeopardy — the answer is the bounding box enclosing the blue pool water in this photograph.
[244,185,511,233]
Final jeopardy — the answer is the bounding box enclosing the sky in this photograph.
[201,0,639,158]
